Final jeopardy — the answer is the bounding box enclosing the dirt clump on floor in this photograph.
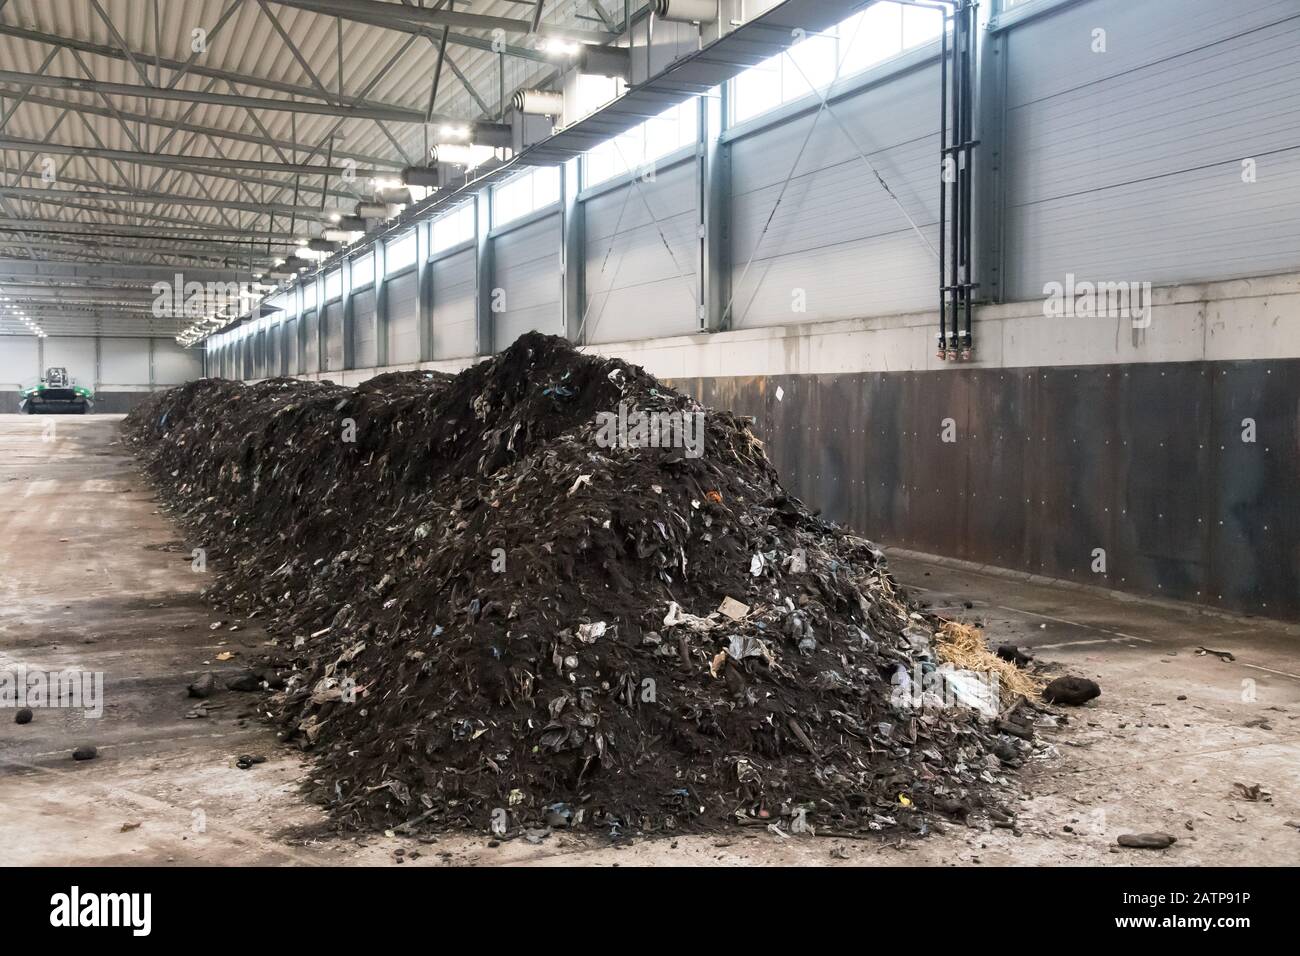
[123,333,1022,837]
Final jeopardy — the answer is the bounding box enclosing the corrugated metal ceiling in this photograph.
[0,0,594,335]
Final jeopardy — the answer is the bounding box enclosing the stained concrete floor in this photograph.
[1,414,1297,867]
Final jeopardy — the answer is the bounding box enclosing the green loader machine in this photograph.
[18,367,94,414]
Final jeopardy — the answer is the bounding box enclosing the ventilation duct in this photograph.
[651,0,718,23]
[376,186,413,206]
[430,121,513,149]
[512,89,565,116]
[268,257,313,277]
[322,229,363,243]
[401,166,441,188]
[356,202,399,219]
[431,143,498,168]
[577,45,631,80]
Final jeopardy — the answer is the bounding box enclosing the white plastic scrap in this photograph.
[662,601,716,632]
[941,668,1000,719]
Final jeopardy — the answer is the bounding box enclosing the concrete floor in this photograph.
[1,414,1297,867]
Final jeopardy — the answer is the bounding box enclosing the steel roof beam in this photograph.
[0,141,373,197]
[0,90,405,169]
[268,0,613,43]
[0,185,327,219]
[0,213,303,241]
[270,0,552,62]
[0,69,436,123]
[0,236,278,261]
[0,259,258,282]
[0,24,419,113]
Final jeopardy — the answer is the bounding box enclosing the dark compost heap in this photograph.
[123,332,1015,836]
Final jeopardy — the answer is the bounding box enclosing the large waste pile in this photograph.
[123,333,1018,836]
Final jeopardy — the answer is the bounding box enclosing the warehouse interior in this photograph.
[1,0,1298,878]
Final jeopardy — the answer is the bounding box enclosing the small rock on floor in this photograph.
[1043,676,1101,706]
[1117,832,1176,849]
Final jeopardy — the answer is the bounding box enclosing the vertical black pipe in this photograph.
[937,6,949,359]
[951,1,961,361]
[961,1,975,353]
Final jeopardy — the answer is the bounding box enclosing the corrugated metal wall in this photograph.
[285,317,300,376]
[302,311,319,373]
[321,302,344,372]
[351,288,379,369]
[1002,0,1300,299]
[583,160,699,343]
[44,337,97,383]
[386,271,420,364]
[491,213,563,349]
[257,329,269,378]
[0,334,200,407]
[100,337,149,386]
[727,58,941,327]
[216,0,1300,367]
[268,326,282,378]
[431,249,477,359]
[154,340,201,384]
[0,336,38,386]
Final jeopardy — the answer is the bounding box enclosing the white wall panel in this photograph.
[268,326,283,377]
[321,303,344,372]
[727,58,941,327]
[385,271,421,364]
[1002,0,1300,299]
[259,328,271,379]
[159,340,202,385]
[583,161,699,343]
[492,213,562,349]
[351,288,379,369]
[44,337,97,386]
[302,310,320,374]
[0,336,39,387]
[99,337,150,385]
[431,249,478,359]
[285,317,300,376]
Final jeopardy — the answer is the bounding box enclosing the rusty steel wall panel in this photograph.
[669,359,1300,620]
[1209,362,1300,616]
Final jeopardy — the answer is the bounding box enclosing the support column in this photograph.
[294,282,305,376]
[700,86,730,331]
[561,158,585,345]
[341,259,355,370]
[421,221,436,361]
[417,221,434,363]
[315,272,326,375]
[474,193,494,357]
[376,238,392,367]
